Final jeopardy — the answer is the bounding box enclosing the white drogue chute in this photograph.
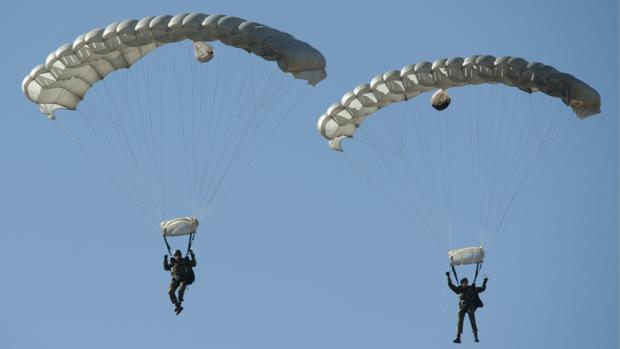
[193,41,214,63]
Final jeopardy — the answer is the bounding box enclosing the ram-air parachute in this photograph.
[318,56,599,151]
[23,13,326,116]
[23,13,326,251]
[317,55,599,272]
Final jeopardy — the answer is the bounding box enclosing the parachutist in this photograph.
[446,272,488,343]
[164,249,197,315]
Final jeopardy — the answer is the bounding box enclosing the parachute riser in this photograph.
[163,235,172,255]
[451,264,459,284]
[473,261,482,285]
[163,232,196,256]
[450,261,483,285]
[186,232,196,255]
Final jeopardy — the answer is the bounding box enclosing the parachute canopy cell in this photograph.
[317,55,600,150]
[161,217,199,237]
[22,12,327,118]
[449,247,485,266]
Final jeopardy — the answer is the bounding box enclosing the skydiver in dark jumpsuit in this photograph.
[164,249,196,315]
[446,272,488,343]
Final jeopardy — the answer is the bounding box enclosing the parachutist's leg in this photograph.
[168,279,181,305]
[457,307,466,334]
[178,282,187,304]
[454,307,466,343]
[467,307,479,341]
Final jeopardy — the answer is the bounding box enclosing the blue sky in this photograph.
[1,1,617,348]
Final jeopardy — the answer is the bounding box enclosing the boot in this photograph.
[453,334,461,344]
[474,332,479,343]
[175,304,184,315]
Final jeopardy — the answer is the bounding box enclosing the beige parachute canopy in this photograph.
[22,12,327,118]
[317,55,601,151]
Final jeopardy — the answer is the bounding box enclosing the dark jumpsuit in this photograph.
[448,278,487,335]
[164,254,196,305]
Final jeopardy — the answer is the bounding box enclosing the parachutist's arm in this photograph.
[476,278,488,293]
[163,256,171,271]
[448,277,459,294]
[189,251,197,267]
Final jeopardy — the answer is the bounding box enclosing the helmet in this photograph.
[460,277,469,285]
[173,249,182,257]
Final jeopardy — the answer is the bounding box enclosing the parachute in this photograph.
[23,13,327,118]
[193,41,214,63]
[316,55,600,267]
[430,89,451,111]
[23,13,327,252]
[318,55,599,152]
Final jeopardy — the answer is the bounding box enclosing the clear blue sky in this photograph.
[1,1,617,348]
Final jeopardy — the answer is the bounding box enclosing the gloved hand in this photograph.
[483,276,489,282]
[164,254,168,260]
[445,271,450,277]
[189,249,195,256]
